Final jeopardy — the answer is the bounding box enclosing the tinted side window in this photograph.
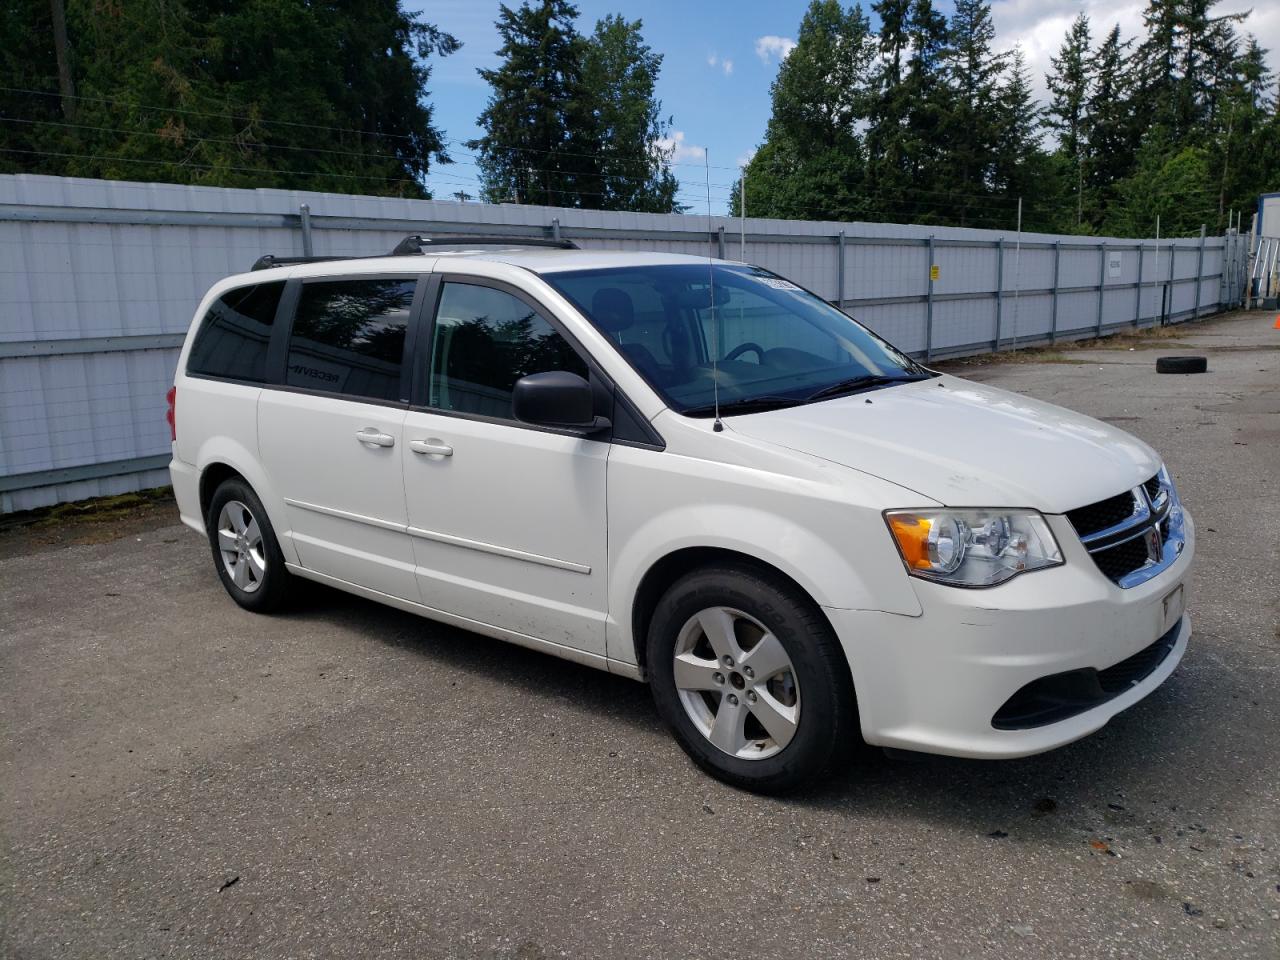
[428,282,588,419]
[285,278,416,402]
[186,281,284,382]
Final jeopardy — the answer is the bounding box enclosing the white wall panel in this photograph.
[0,174,1245,510]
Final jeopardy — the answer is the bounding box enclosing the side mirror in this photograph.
[512,371,610,434]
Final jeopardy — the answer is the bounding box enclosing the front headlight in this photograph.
[885,509,1063,587]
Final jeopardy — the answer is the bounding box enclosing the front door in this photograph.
[401,278,609,656]
[258,275,421,600]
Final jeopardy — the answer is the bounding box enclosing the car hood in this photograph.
[728,375,1161,513]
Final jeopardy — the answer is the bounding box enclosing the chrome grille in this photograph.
[1066,471,1185,588]
[1066,490,1139,538]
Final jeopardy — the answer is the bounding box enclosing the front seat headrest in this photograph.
[591,287,635,334]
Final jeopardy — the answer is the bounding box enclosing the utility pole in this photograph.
[49,0,76,119]
[739,164,746,262]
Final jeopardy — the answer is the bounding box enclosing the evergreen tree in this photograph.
[1082,24,1137,228]
[581,15,680,213]
[897,0,951,220]
[1046,14,1093,157]
[1046,13,1092,225]
[470,0,597,206]
[1205,35,1277,227]
[739,0,878,221]
[993,48,1062,231]
[1105,133,1216,236]
[471,3,681,211]
[938,0,1006,224]
[0,0,458,195]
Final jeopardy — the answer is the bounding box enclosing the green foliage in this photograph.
[1046,14,1092,162]
[581,15,680,213]
[746,0,1277,236]
[470,2,679,211]
[0,0,457,196]
[736,0,878,222]
[1104,134,1217,236]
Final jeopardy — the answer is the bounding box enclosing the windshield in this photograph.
[545,263,929,416]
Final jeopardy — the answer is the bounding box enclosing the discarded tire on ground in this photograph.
[1156,356,1207,374]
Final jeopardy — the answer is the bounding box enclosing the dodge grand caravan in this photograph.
[169,235,1193,793]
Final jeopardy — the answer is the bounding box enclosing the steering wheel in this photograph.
[724,342,765,363]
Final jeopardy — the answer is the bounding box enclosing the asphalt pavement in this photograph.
[2,310,1278,959]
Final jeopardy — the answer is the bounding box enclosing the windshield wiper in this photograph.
[682,395,806,418]
[804,373,929,403]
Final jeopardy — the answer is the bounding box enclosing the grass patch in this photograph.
[28,487,174,528]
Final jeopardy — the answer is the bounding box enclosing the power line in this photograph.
[0,84,739,172]
[0,146,420,186]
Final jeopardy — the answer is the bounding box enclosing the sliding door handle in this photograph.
[355,428,395,448]
[409,439,453,457]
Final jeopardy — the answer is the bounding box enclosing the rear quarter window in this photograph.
[186,281,285,382]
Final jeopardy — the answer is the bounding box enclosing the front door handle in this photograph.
[355,427,395,448]
[409,439,454,457]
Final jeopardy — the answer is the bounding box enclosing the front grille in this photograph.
[1066,490,1137,538]
[1092,535,1151,581]
[1066,473,1167,586]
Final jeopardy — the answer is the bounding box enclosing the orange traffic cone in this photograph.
[1274,314,1280,329]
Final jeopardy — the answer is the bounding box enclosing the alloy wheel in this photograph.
[672,606,801,760]
[216,499,266,594]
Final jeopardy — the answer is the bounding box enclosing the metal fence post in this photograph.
[837,230,846,309]
[717,226,725,260]
[1165,238,1177,323]
[1193,223,1206,319]
[299,203,313,257]
[1050,241,1061,345]
[550,217,561,242]
[925,236,935,362]
[1096,241,1106,337]
[994,238,1004,351]
[1135,242,1145,327]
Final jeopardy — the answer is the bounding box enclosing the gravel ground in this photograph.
[2,309,1278,960]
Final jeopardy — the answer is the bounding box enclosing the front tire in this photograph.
[205,477,292,612]
[648,564,858,794]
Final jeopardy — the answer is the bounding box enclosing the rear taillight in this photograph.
[165,386,177,441]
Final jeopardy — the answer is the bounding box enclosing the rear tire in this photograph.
[647,564,858,794]
[205,477,292,613]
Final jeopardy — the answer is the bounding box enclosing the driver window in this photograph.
[428,282,588,420]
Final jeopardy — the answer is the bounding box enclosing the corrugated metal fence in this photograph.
[0,174,1252,512]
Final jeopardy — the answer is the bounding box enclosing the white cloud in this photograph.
[736,148,757,168]
[707,52,734,75]
[653,130,706,164]
[755,35,797,64]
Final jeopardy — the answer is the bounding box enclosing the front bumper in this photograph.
[825,510,1194,759]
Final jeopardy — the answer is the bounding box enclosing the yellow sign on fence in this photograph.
[929,264,940,281]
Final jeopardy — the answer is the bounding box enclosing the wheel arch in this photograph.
[629,546,845,682]
[194,444,298,566]
[198,461,245,521]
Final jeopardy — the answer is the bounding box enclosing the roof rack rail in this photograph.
[250,234,578,272]
[251,254,366,272]
[390,234,578,256]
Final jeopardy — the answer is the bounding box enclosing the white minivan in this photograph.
[169,236,1193,793]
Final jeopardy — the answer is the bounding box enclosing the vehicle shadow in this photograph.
[291,580,660,732]
[291,581,1240,846]
[793,669,1234,846]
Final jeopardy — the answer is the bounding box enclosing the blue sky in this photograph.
[410,0,1278,214]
